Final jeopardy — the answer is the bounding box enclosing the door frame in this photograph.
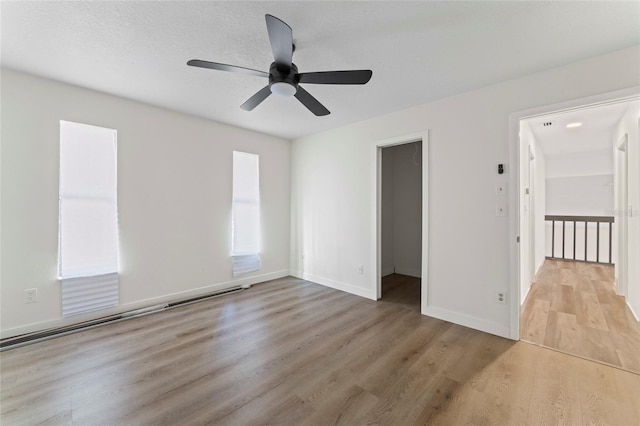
[508,87,640,340]
[372,131,429,313]
[616,133,629,298]
[528,145,537,285]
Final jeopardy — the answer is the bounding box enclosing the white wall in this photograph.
[381,142,422,278]
[1,69,291,337]
[546,174,614,216]
[519,122,546,303]
[519,123,533,302]
[613,101,640,320]
[290,46,640,338]
[381,148,395,276]
[534,145,547,277]
[546,150,613,178]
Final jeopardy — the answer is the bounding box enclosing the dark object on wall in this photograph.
[187,15,373,116]
[498,164,504,174]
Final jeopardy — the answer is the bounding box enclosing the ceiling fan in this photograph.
[187,14,373,116]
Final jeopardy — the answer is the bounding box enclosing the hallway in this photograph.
[521,259,640,372]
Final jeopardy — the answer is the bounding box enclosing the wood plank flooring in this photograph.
[381,273,420,311]
[2,275,639,425]
[521,259,640,373]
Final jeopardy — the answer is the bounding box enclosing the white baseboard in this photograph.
[422,305,512,340]
[613,278,638,322]
[291,271,376,301]
[520,284,531,304]
[628,300,640,322]
[292,272,511,340]
[614,277,621,295]
[1,269,290,339]
[381,267,421,278]
[229,269,290,288]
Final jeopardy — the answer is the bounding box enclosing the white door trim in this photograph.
[508,86,640,340]
[616,133,629,298]
[372,131,429,313]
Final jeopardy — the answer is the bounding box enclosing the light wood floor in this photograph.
[521,259,640,373]
[2,276,639,425]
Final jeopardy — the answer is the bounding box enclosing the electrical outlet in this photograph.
[496,291,506,304]
[25,288,38,303]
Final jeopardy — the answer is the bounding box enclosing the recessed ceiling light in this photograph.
[566,122,582,128]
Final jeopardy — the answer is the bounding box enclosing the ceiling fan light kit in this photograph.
[270,82,297,97]
[268,62,298,97]
[187,14,372,116]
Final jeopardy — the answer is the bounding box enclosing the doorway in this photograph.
[374,131,428,314]
[515,96,640,373]
[380,141,422,311]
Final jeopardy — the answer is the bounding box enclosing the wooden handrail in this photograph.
[545,215,614,223]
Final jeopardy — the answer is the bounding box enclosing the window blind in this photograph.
[59,121,119,316]
[232,151,260,276]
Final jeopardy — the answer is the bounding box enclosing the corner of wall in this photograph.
[296,272,377,301]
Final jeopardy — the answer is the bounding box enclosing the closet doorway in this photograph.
[379,141,423,311]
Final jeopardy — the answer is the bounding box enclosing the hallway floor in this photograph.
[521,259,640,372]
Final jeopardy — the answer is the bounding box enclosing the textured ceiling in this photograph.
[2,1,639,140]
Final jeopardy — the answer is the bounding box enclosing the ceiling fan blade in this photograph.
[187,60,268,78]
[297,70,373,85]
[294,87,330,116]
[265,14,293,68]
[240,86,272,111]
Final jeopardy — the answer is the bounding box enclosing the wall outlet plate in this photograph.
[25,288,38,303]
[496,183,507,196]
[497,291,507,304]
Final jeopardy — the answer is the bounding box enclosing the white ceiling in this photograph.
[2,1,639,140]
[529,101,634,156]
[526,100,638,178]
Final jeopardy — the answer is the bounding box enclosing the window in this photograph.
[232,151,260,276]
[58,121,118,316]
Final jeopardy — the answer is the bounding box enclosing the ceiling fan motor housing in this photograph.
[269,62,298,95]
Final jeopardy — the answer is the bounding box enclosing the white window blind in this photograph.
[232,151,260,276]
[59,120,119,316]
